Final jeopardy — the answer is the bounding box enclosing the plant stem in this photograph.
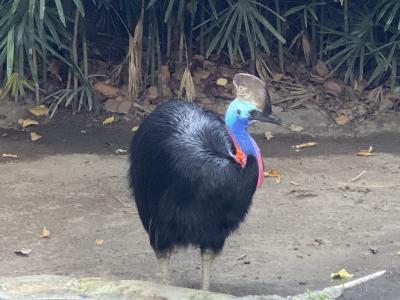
[200,0,205,55]
[391,55,397,92]
[343,0,348,34]
[275,0,284,72]
[32,49,40,105]
[319,4,324,59]
[72,9,79,112]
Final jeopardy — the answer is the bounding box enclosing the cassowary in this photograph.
[129,73,281,290]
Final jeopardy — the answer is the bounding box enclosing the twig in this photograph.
[350,170,367,182]
[341,270,386,289]
[290,270,386,299]
[132,101,151,113]
[343,183,400,189]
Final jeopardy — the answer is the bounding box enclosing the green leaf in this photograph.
[164,0,175,23]
[11,0,21,14]
[208,0,218,19]
[284,5,306,17]
[54,0,66,26]
[250,6,285,43]
[6,26,15,78]
[72,0,85,17]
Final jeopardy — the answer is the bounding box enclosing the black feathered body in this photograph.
[129,101,258,253]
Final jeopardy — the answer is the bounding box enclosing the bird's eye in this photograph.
[236,109,241,116]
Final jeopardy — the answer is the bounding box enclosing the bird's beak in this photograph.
[249,109,282,125]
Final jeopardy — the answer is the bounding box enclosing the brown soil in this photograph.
[0,113,399,299]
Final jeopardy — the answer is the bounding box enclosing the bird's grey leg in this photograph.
[201,249,216,290]
[156,249,171,285]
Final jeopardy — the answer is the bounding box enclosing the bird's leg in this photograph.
[155,249,171,285]
[201,248,216,290]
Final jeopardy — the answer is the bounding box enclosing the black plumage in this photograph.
[130,101,258,254]
[128,73,281,290]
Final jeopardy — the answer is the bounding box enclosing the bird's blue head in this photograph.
[225,98,282,156]
[224,99,258,131]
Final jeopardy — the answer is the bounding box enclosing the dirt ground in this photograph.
[0,112,400,299]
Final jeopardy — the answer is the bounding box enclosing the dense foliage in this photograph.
[0,0,399,113]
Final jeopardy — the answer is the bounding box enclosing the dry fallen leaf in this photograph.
[289,124,304,132]
[131,125,139,132]
[28,105,49,117]
[292,142,317,150]
[290,181,300,186]
[216,77,228,86]
[14,248,32,256]
[2,153,18,158]
[357,146,376,157]
[264,169,281,184]
[30,132,42,142]
[335,115,350,125]
[40,227,50,239]
[96,239,104,245]
[264,131,274,140]
[18,118,39,128]
[103,115,116,125]
[331,268,354,280]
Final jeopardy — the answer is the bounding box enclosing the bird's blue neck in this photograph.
[225,111,257,157]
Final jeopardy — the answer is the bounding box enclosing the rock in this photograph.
[218,66,236,78]
[218,83,234,99]
[272,105,283,113]
[94,81,119,98]
[213,102,228,115]
[172,64,186,81]
[147,86,159,100]
[197,97,214,108]
[335,115,350,125]
[117,101,132,114]
[355,79,368,93]
[323,80,343,97]
[193,70,211,85]
[198,70,211,80]
[0,102,31,129]
[203,60,215,71]
[115,96,127,102]
[379,97,393,111]
[161,85,174,98]
[103,99,119,113]
[315,60,329,77]
[104,98,131,114]
[161,65,170,83]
